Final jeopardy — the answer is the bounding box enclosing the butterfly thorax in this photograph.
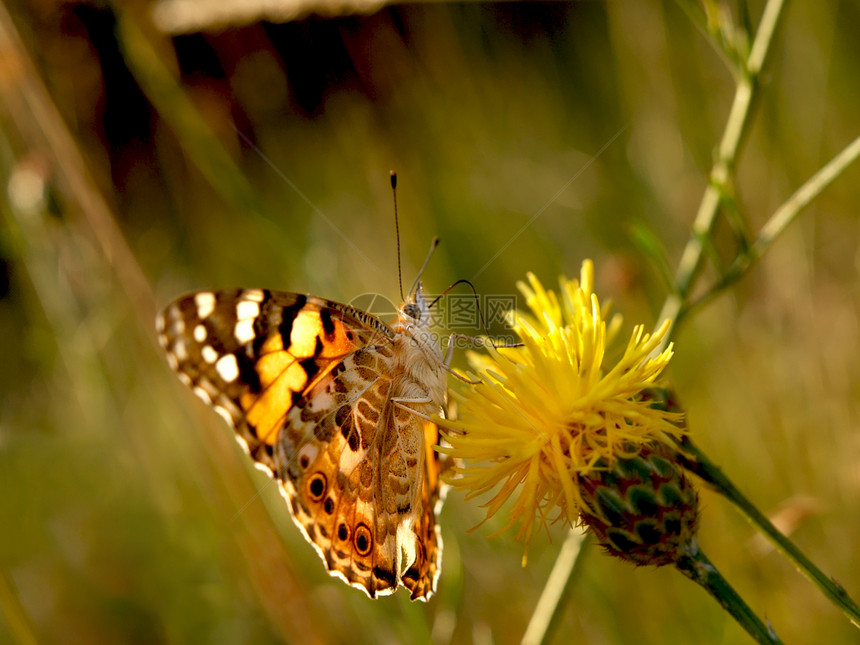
[390,285,446,416]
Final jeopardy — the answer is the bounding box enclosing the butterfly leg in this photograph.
[442,333,456,369]
[391,395,433,406]
[439,333,482,385]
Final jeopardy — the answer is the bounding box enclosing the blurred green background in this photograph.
[1,1,859,643]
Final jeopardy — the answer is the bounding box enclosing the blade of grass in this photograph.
[0,1,156,329]
[0,5,330,640]
[114,10,265,219]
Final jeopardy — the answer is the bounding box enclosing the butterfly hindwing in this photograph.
[401,420,446,599]
[277,343,401,597]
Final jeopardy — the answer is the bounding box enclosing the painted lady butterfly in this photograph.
[156,282,447,600]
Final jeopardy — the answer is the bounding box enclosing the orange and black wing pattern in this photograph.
[156,289,392,473]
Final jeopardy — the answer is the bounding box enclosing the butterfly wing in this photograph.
[156,288,444,599]
[157,289,389,472]
[400,420,446,600]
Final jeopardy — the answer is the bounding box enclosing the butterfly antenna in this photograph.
[391,171,404,301]
[430,279,488,329]
[408,236,440,297]
[430,279,522,349]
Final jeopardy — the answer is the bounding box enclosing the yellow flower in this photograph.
[438,260,684,554]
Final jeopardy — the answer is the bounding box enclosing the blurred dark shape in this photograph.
[68,5,153,193]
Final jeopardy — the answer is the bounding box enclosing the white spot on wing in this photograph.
[213,405,234,427]
[173,339,188,361]
[243,289,265,302]
[235,319,255,344]
[201,345,218,364]
[215,396,241,420]
[397,521,417,565]
[215,353,240,383]
[236,300,260,320]
[194,292,216,319]
[173,317,186,336]
[253,461,274,478]
[193,324,207,342]
[193,386,212,405]
[166,353,178,370]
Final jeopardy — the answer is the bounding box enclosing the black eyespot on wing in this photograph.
[354,523,372,556]
[307,473,326,501]
[337,523,349,542]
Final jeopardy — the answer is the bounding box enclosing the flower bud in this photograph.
[577,390,698,567]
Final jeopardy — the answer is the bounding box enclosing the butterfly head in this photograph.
[400,281,433,329]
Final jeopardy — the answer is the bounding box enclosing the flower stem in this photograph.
[520,530,590,645]
[688,133,860,314]
[657,0,787,348]
[675,437,860,629]
[676,542,783,644]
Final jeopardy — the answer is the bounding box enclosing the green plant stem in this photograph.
[520,530,590,645]
[689,133,860,313]
[676,542,783,644]
[675,437,860,629]
[657,0,787,348]
[653,0,860,632]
